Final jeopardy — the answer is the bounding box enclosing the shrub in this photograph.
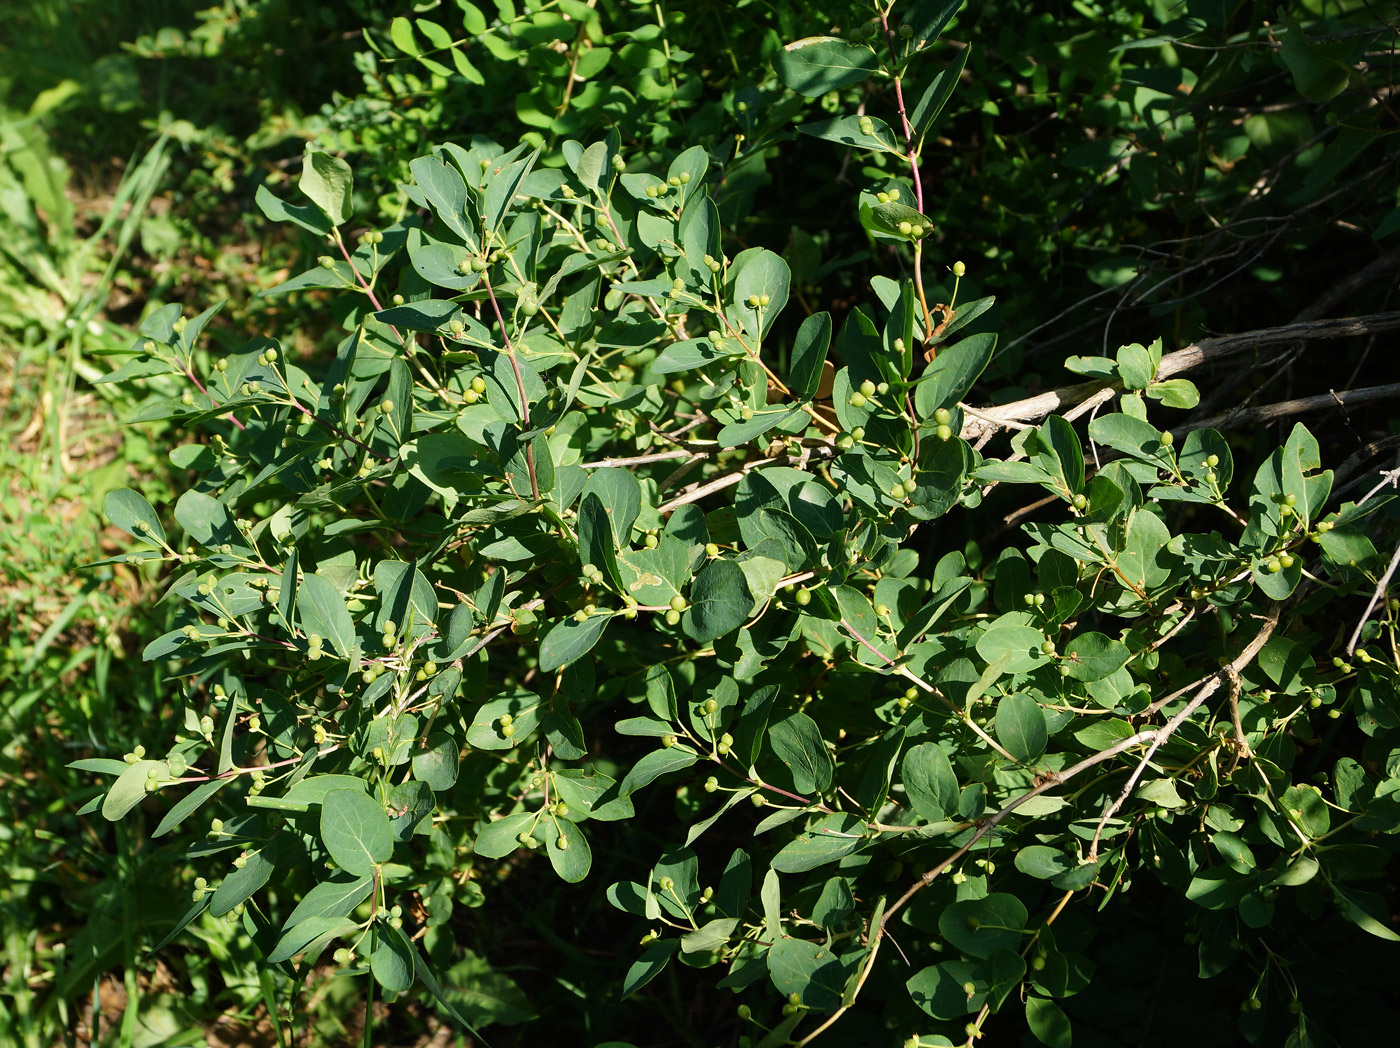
[85,2,1400,1045]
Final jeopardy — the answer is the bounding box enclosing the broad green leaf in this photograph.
[102,760,165,820]
[907,0,966,47]
[683,559,752,642]
[105,488,166,544]
[682,917,740,954]
[412,732,460,791]
[768,713,833,794]
[732,248,790,339]
[622,940,678,998]
[766,937,848,1012]
[538,612,610,672]
[797,115,902,155]
[580,467,642,540]
[995,693,1048,762]
[255,184,333,236]
[910,40,970,137]
[938,894,1027,958]
[1027,995,1073,1048]
[298,573,358,661]
[300,151,354,226]
[1061,632,1130,682]
[474,812,536,858]
[789,311,832,401]
[153,777,230,837]
[282,874,374,928]
[914,332,996,418]
[901,742,959,821]
[976,622,1048,675]
[320,789,393,876]
[540,816,591,882]
[209,843,278,917]
[619,747,698,797]
[907,960,987,1019]
[266,916,359,965]
[371,925,416,992]
[771,813,866,873]
[774,37,878,96]
[466,691,544,750]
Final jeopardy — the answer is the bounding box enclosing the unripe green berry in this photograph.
[952,260,966,277]
[705,543,719,557]
[795,587,811,606]
[848,391,867,408]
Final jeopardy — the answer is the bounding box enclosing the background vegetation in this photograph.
[2,1,1398,1046]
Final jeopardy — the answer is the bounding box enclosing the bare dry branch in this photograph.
[961,311,1400,442]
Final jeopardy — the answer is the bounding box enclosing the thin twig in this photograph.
[961,312,1400,442]
[1087,604,1279,860]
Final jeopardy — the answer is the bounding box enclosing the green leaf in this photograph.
[299,151,354,226]
[266,916,360,965]
[474,812,535,859]
[1087,413,1171,466]
[797,115,902,156]
[466,691,544,750]
[1279,17,1350,103]
[371,925,416,992]
[716,406,805,448]
[389,16,419,55]
[907,960,986,1019]
[405,931,489,1041]
[768,713,833,794]
[105,488,167,545]
[1027,995,1073,1048]
[320,789,393,877]
[732,248,790,339]
[995,693,1048,762]
[1116,342,1155,389]
[773,37,878,96]
[1061,632,1130,682]
[766,937,848,1012]
[153,777,230,837]
[907,0,965,47]
[682,917,740,954]
[254,184,333,236]
[539,817,592,882]
[1146,378,1200,409]
[209,843,278,917]
[298,573,358,661]
[938,894,1027,958]
[910,41,970,137]
[901,742,959,821]
[771,813,866,873]
[538,613,610,673]
[976,622,1048,675]
[580,467,642,541]
[412,732,460,791]
[619,747,698,797]
[622,940,678,998]
[101,760,164,820]
[683,559,752,643]
[914,332,996,418]
[282,874,374,928]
